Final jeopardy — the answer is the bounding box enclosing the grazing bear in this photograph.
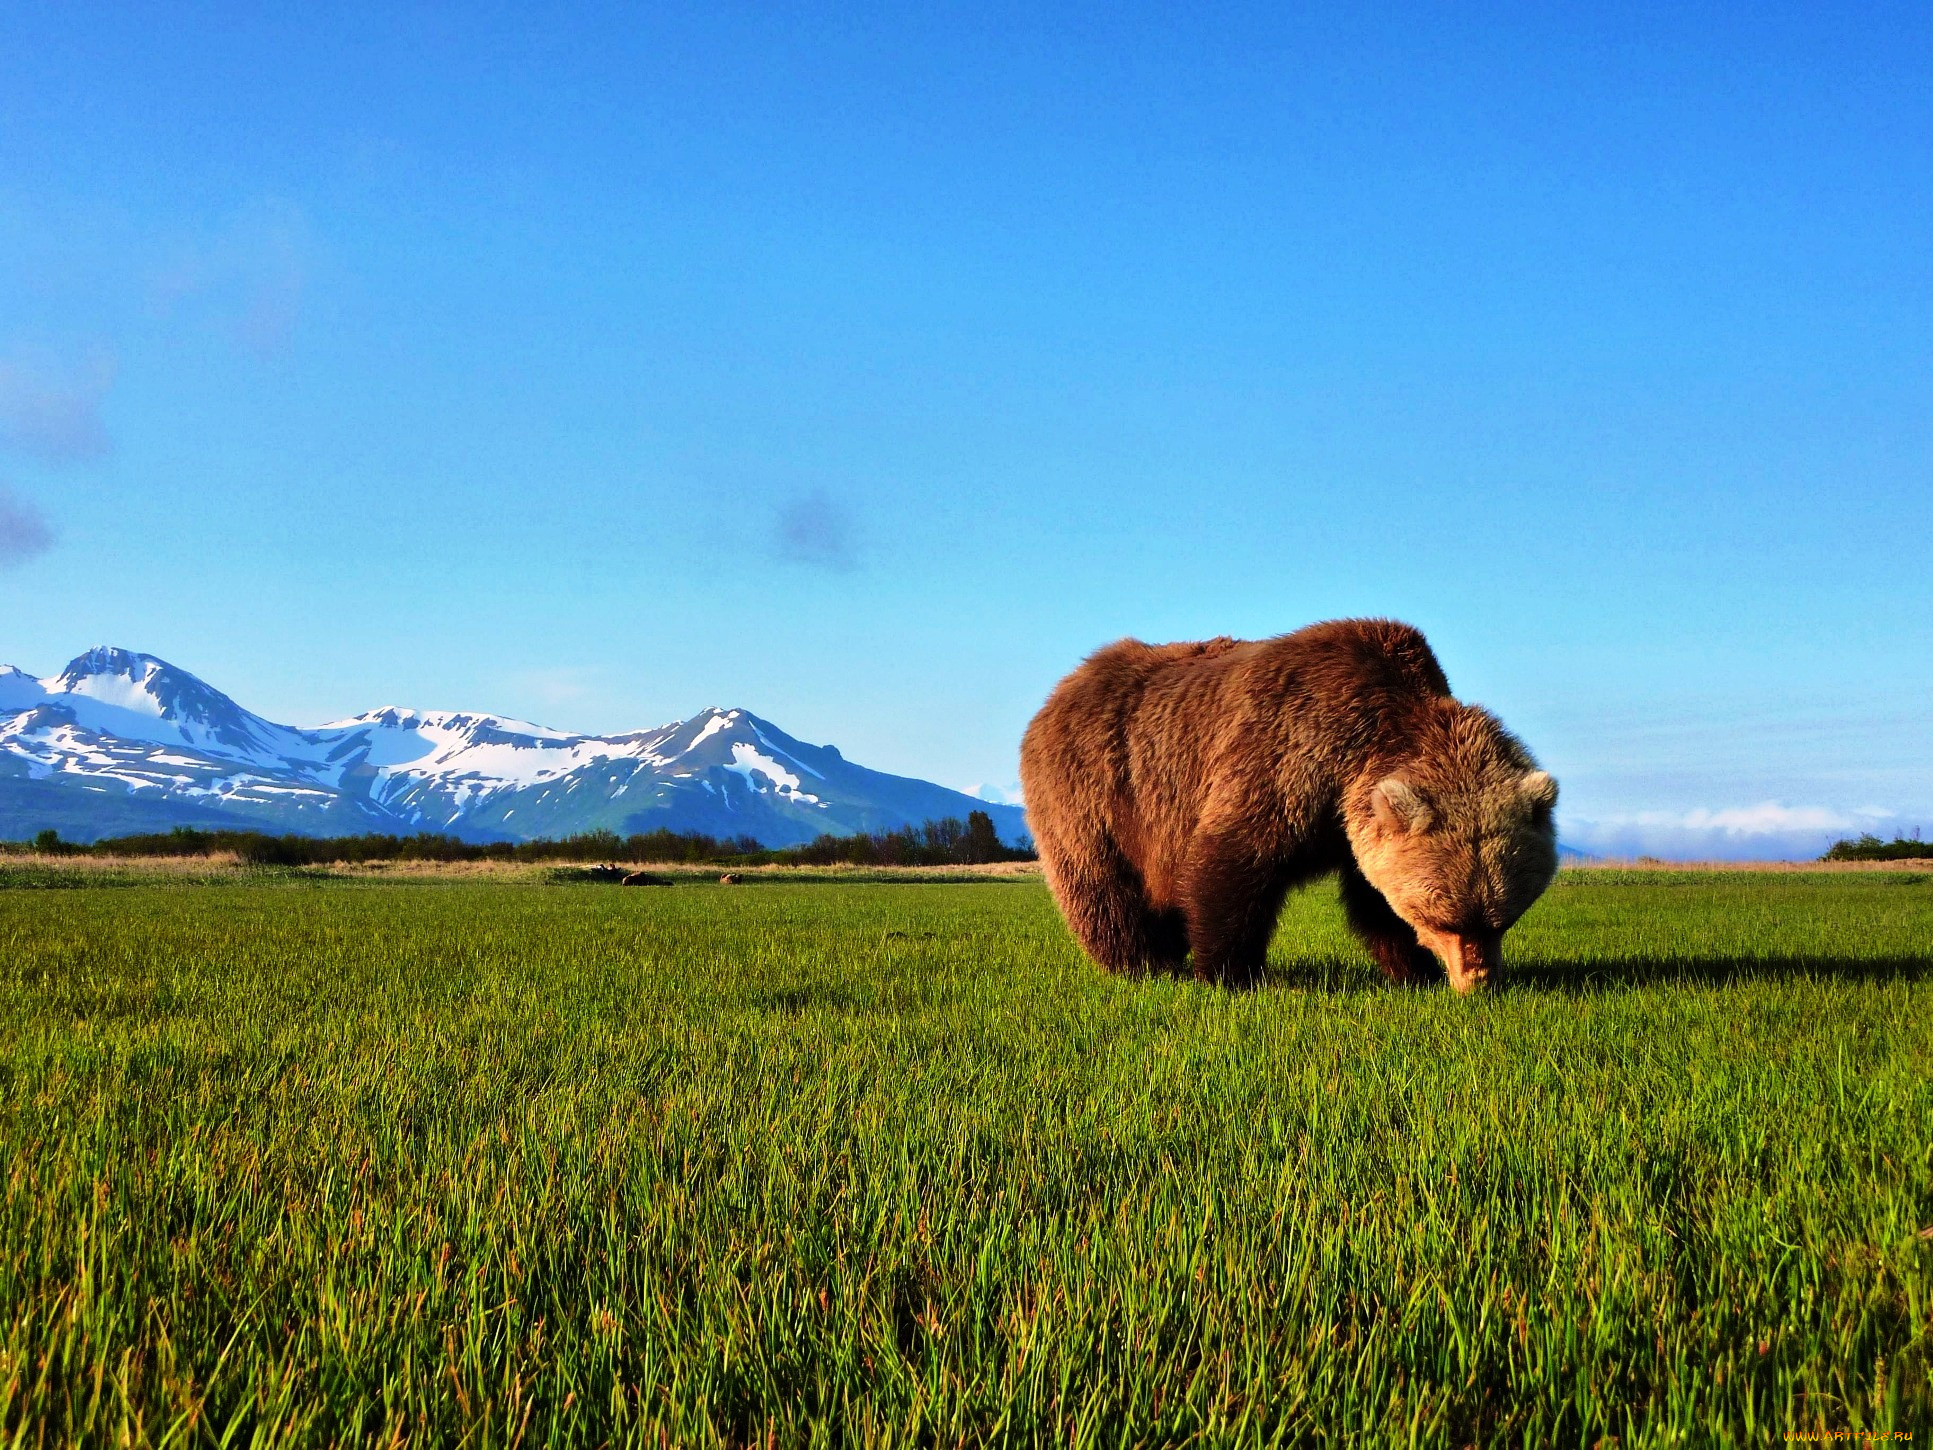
[1017,619,1558,992]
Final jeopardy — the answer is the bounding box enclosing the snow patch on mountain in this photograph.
[750,722,824,778]
[682,710,734,756]
[726,742,823,804]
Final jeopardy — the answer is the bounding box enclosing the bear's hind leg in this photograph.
[1338,861,1444,987]
[1043,843,1184,976]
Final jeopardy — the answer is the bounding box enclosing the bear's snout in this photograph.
[1415,928,1503,994]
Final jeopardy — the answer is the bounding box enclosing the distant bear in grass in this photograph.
[1017,619,1558,991]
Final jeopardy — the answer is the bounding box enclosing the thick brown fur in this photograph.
[1018,620,1558,991]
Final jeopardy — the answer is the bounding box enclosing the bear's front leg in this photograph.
[1178,829,1291,989]
[1337,861,1444,987]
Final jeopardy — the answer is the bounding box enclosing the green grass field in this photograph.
[0,868,1928,1446]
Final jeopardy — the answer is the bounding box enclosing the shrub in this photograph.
[1822,832,1933,862]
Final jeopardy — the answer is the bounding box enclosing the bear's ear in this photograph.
[1519,770,1558,813]
[1372,778,1433,835]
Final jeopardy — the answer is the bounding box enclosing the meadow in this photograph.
[0,865,1927,1446]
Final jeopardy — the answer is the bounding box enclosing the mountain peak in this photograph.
[53,647,250,718]
[0,664,44,713]
[54,647,207,721]
[58,645,167,686]
[40,646,299,762]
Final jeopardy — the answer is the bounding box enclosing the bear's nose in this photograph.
[1423,930,1502,994]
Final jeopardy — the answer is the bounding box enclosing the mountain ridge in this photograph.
[0,647,1030,848]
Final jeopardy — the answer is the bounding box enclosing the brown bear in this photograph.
[1017,619,1558,992]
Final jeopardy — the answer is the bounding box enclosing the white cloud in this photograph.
[966,782,1025,806]
[1606,803,1876,834]
[1561,802,1898,861]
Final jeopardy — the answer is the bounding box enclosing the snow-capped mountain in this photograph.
[0,648,1031,847]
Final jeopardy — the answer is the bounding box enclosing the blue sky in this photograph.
[2,2,1928,857]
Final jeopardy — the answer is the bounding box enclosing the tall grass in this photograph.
[0,872,1927,1445]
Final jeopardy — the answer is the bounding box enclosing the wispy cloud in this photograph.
[774,488,858,571]
[0,351,116,465]
[504,667,623,724]
[150,198,312,360]
[515,669,597,709]
[1561,802,1899,861]
[0,487,55,567]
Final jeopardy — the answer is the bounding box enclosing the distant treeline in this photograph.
[15,811,1034,868]
[1821,833,1933,862]
[783,812,1031,866]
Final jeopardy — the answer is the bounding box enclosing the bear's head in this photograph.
[1344,701,1558,993]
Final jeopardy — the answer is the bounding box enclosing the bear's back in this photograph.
[1021,635,1242,767]
[1111,619,1448,751]
[1020,620,1451,849]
